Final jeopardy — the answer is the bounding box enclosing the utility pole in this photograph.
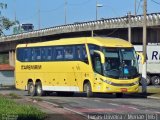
[142,0,147,94]
[96,1,98,20]
[64,0,67,25]
[128,12,131,43]
[96,0,103,21]
[38,0,41,30]
[135,0,137,16]
[14,0,17,21]
[91,30,94,37]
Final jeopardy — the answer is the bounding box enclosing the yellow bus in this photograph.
[15,37,142,97]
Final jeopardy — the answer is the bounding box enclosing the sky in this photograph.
[1,0,160,35]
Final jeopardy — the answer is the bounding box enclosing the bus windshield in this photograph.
[103,47,139,79]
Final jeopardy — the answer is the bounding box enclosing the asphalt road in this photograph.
[0,89,160,120]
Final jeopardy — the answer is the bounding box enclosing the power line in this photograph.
[18,12,38,22]
[151,0,160,5]
[41,3,64,13]
[136,0,143,15]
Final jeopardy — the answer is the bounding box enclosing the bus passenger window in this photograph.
[55,47,64,60]
[35,48,41,60]
[64,47,73,60]
[82,48,87,58]
[31,49,35,61]
[24,49,30,62]
[82,46,88,63]
[56,51,62,59]
[75,46,82,60]
[47,47,52,60]
[17,48,24,61]
[41,47,46,61]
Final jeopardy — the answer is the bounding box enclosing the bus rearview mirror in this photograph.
[93,50,105,64]
[136,52,144,64]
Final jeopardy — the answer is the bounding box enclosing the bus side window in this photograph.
[82,45,88,64]
[17,48,24,61]
[64,46,74,60]
[55,47,64,60]
[24,48,30,62]
[46,47,52,60]
[75,45,88,64]
[35,47,41,61]
[41,47,46,61]
[31,48,35,61]
[75,46,82,60]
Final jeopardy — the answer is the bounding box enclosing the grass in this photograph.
[8,93,22,99]
[0,95,45,120]
[139,86,160,97]
[147,87,160,97]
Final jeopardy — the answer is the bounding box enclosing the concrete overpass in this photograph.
[0,12,160,66]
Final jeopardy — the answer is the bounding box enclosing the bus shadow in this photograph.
[45,92,148,99]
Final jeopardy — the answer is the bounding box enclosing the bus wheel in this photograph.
[151,76,160,86]
[84,82,93,97]
[36,82,44,96]
[28,82,36,96]
[146,75,151,85]
[116,93,123,98]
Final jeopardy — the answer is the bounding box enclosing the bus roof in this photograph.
[16,37,133,48]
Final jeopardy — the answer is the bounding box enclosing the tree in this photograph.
[0,3,18,36]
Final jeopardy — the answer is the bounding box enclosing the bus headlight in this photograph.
[103,80,112,85]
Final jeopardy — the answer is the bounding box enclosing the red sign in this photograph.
[121,88,127,92]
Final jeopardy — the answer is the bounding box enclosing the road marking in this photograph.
[83,98,88,100]
[109,103,120,106]
[43,100,87,118]
[94,99,100,102]
[63,107,87,117]
[43,100,60,107]
[151,111,160,114]
[128,106,139,110]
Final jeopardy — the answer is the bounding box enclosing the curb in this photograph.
[127,94,160,100]
[147,96,160,100]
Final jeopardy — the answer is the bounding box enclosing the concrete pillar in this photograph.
[9,51,15,67]
[128,12,131,43]
[9,51,12,66]
[12,51,15,67]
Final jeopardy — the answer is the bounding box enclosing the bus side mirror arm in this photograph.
[93,50,105,64]
[93,50,106,75]
[136,52,144,64]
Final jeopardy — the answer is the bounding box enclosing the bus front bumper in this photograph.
[101,84,139,93]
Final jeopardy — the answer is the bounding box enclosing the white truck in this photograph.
[134,44,160,85]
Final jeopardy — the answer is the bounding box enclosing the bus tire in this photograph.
[146,75,151,85]
[84,82,93,97]
[36,82,44,96]
[28,82,36,96]
[116,93,123,98]
[151,76,160,86]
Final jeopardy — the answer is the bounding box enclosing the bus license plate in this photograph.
[121,88,127,92]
